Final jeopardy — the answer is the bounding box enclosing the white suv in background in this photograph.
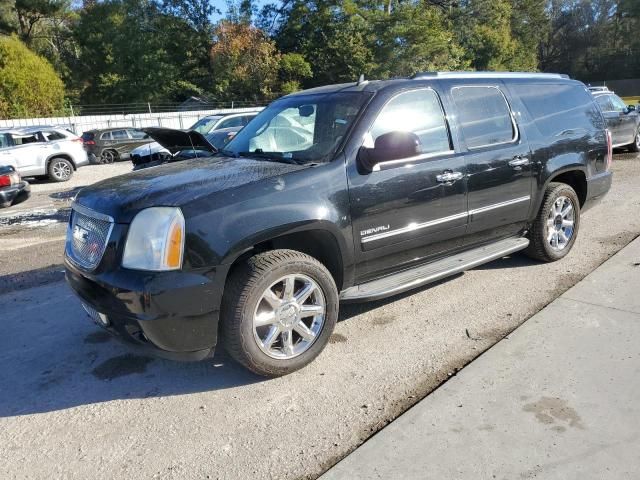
[0,126,89,182]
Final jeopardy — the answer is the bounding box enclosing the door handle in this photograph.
[509,156,530,167]
[436,171,463,183]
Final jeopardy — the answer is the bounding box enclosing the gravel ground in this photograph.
[0,152,638,479]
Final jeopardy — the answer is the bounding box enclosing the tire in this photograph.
[100,149,118,164]
[221,249,338,377]
[524,182,580,262]
[47,158,74,182]
[628,128,640,153]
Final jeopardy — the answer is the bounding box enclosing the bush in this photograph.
[0,35,65,118]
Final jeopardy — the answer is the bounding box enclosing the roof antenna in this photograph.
[357,74,366,86]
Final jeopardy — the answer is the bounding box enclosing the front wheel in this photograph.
[524,182,580,262]
[221,250,338,377]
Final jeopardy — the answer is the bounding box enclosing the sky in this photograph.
[211,0,272,22]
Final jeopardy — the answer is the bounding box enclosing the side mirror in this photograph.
[627,105,636,113]
[359,131,420,171]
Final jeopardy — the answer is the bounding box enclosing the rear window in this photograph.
[452,86,516,148]
[81,132,95,141]
[512,83,605,136]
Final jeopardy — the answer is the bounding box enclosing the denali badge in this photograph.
[360,224,390,237]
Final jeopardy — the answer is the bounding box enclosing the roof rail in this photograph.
[411,71,570,80]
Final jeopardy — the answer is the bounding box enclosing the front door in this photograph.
[609,94,638,144]
[447,84,533,246]
[347,87,468,283]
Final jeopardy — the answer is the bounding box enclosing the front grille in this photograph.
[66,204,113,270]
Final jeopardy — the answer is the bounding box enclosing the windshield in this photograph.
[190,115,222,133]
[222,92,370,164]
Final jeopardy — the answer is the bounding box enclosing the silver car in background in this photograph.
[0,126,89,182]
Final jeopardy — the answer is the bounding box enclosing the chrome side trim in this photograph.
[361,211,467,243]
[360,195,531,244]
[372,150,455,172]
[468,195,530,216]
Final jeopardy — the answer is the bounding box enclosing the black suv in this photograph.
[65,72,612,376]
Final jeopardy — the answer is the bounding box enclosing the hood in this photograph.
[74,156,306,222]
[130,141,168,156]
[143,128,215,154]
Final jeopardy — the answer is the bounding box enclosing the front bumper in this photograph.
[65,257,230,361]
[0,181,30,206]
[583,170,613,213]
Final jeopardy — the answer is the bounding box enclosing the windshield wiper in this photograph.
[237,151,300,165]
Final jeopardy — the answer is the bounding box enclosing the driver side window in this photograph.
[366,89,452,156]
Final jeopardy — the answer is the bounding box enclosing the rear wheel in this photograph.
[100,149,118,164]
[221,249,338,377]
[47,158,73,182]
[524,182,580,262]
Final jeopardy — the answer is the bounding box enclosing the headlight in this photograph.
[122,207,185,271]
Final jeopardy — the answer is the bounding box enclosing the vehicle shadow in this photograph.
[0,285,263,418]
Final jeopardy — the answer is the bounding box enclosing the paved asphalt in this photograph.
[323,236,640,480]
[0,153,639,479]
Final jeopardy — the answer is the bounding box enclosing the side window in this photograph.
[596,95,614,112]
[100,132,112,141]
[452,86,516,148]
[511,83,605,136]
[42,131,66,141]
[0,133,12,148]
[367,89,451,156]
[128,129,147,139]
[610,95,627,112]
[111,130,128,140]
[218,116,244,129]
[11,134,39,146]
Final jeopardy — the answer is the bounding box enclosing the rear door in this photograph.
[447,84,533,246]
[595,94,625,146]
[109,129,130,157]
[9,132,46,175]
[347,87,468,283]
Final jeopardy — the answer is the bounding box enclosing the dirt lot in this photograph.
[0,153,639,479]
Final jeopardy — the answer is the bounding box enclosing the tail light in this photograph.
[605,129,613,170]
[83,139,96,145]
[0,170,20,187]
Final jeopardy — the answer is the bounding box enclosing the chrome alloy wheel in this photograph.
[547,195,575,251]
[253,274,326,360]
[52,161,72,180]
[635,131,640,150]
[101,150,116,163]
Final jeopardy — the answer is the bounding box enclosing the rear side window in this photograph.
[0,133,12,148]
[100,132,112,140]
[111,130,128,140]
[368,89,452,155]
[452,86,515,148]
[512,83,605,136]
[11,134,39,145]
[42,131,66,141]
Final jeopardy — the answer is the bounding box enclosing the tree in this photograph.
[210,21,282,99]
[0,35,65,118]
[74,0,210,105]
[278,52,312,93]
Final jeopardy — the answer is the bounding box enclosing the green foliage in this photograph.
[0,35,65,117]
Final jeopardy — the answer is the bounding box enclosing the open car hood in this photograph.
[142,128,216,155]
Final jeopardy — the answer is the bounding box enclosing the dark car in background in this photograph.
[592,89,640,151]
[0,165,30,208]
[81,128,154,164]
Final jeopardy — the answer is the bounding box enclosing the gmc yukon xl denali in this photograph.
[65,72,613,376]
